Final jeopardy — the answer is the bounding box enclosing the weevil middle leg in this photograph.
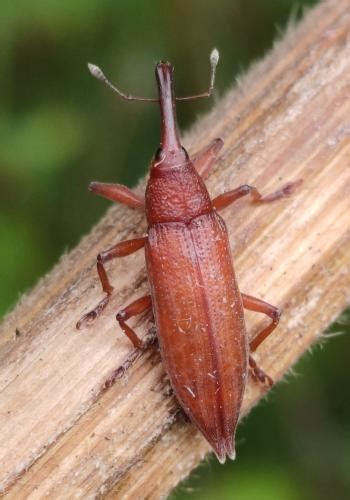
[77,237,146,328]
[212,180,302,211]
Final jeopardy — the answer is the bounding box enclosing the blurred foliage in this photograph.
[1,1,349,499]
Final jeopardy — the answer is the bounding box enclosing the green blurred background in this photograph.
[1,1,349,499]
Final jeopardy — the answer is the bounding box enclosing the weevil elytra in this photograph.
[77,50,300,463]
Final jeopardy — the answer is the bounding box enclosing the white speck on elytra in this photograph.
[184,385,196,398]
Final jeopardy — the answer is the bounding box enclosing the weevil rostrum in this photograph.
[77,50,300,463]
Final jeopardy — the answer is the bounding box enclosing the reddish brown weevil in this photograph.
[78,50,300,463]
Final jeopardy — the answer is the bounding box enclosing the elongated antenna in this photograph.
[176,48,219,101]
[87,63,159,102]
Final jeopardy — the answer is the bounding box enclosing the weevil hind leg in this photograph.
[242,293,281,387]
[242,293,281,352]
[116,294,152,349]
[76,237,146,329]
[191,138,224,179]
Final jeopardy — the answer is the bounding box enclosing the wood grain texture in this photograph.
[1,0,350,497]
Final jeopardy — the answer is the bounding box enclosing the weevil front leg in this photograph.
[77,237,146,329]
[212,179,302,211]
[89,181,144,208]
[116,295,152,349]
[191,138,224,179]
[242,293,281,387]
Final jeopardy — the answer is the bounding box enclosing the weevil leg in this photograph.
[248,355,273,387]
[212,179,302,211]
[117,295,152,349]
[77,237,146,329]
[242,293,281,387]
[89,182,144,209]
[191,138,224,179]
[241,293,281,352]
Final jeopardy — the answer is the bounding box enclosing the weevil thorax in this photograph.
[145,62,212,225]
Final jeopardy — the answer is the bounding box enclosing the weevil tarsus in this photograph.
[249,356,274,387]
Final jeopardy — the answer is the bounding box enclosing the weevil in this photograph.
[77,50,300,463]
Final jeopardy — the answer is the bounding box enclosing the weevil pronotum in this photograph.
[77,50,300,463]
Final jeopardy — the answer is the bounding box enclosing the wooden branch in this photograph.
[1,0,350,497]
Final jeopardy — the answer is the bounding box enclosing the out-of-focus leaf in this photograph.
[0,106,85,180]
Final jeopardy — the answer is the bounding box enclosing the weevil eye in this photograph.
[181,146,189,159]
[155,147,165,162]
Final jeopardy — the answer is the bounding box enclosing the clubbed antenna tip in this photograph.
[175,47,220,101]
[208,48,219,92]
[87,62,105,82]
[210,48,220,68]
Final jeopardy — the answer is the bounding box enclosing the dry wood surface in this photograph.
[1,0,350,497]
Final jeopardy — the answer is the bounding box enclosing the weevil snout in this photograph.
[155,62,174,100]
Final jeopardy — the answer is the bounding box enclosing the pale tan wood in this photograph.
[1,0,350,497]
